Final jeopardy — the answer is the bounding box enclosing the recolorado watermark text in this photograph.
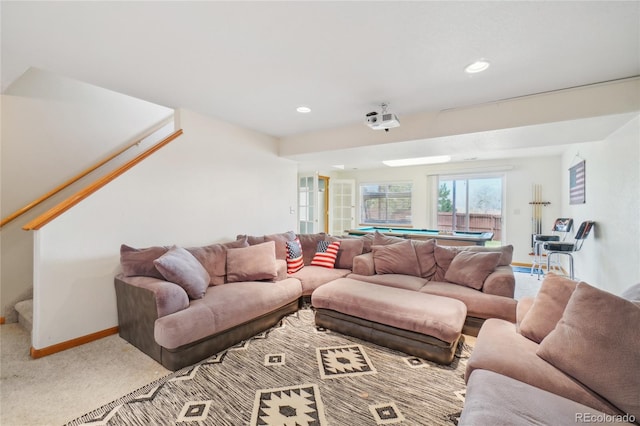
[576,413,635,423]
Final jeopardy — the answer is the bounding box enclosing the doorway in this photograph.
[298,174,330,234]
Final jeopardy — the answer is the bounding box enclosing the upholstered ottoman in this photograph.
[311,277,467,364]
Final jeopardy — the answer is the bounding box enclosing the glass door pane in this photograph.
[437,175,503,242]
[298,174,318,234]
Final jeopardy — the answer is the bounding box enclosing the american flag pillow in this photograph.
[286,238,304,273]
[310,240,341,268]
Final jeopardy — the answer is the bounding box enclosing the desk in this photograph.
[346,227,494,246]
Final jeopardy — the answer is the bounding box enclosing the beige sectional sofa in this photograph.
[115,237,304,371]
[346,232,516,335]
[114,230,516,371]
[461,275,640,425]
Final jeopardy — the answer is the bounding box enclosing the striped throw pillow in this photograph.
[286,238,304,273]
[310,240,341,268]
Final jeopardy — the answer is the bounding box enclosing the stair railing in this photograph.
[0,118,175,229]
[22,129,183,231]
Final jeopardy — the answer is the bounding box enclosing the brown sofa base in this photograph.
[462,316,485,337]
[314,308,461,365]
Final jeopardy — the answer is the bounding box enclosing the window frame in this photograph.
[436,172,505,242]
[359,181,413,226]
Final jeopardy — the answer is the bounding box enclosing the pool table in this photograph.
[346,226,494,246]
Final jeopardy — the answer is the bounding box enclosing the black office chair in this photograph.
[544,221,595,280]
[531,218,573,279]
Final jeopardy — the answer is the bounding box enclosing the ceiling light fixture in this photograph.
[464,59,490,74]
[296,106,311,113]
[383,155,452,167]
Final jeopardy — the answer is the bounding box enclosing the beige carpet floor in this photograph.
[0,271,540,426]
[0,325,169,425]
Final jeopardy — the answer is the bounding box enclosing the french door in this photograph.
[329,179,355,235]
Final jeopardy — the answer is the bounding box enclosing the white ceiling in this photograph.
[2,1,639,170]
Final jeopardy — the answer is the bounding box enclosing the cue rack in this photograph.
[529,184,551,248]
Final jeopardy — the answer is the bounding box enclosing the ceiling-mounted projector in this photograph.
[365,103,400,131]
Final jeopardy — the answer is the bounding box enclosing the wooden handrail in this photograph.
[22,129,183,231]
[0,118,174,229]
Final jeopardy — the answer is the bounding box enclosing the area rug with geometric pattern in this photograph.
[67,307,472,426]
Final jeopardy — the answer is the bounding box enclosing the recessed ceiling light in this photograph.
[383,155,451,167]
[296,106,311,113]
[464,59,490,74]
[332,165,345,169]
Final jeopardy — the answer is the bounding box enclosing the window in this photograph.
[437,174,503,241]
[360,182,412,225]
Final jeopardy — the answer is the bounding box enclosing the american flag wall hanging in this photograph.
[569,160,586,204]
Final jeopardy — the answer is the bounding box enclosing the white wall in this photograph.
[560,115,640,294]
[1,68,174,321]
[31,108,298,350]
[334,156,563,264]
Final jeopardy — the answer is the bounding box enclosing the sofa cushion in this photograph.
[482,265,516,298]
[226,241,277,282]
[290,265,351,295]
[433,245,462,281]
[444,250,501,290]
[461,370,616,426]
[186,238,249,285]
[285,238,304,273]
[372,240,420,276]
[310,241,341,268]
[359,234,375,253]
[465,318,621,415]
[296,233,327,265]
[154,278,302,350]
[516,296,535,332]
[120,244,168,279]
[326,236,365,269]
[238,231,296,260]
[537,282,640,419]
[420,282,517,322]
[264,231,297,260]
[461,244,514,266]
[412,239,437,279]
[373,230,406,245]
[347,273,428,292]
[519,273,578,343]
[153,246,210,300]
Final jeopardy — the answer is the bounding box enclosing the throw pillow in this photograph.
[519,273,578,343]
[461,244,514,266]
[360,233,375,253]
[372,240,420,276]
[412,239,437,279]
[443,250,502,290]
[186,237,249,285]
[537,282,640,419]
[238,231,296,260]
[226,241,277,282]
[310,241,341,268]
[373,230,406,246]
[325,236,365,269]
[264,231,297,260]
[120,244,168,279]
[153,246,210,300]
[285,238,304,273]
[433,245,461,281]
